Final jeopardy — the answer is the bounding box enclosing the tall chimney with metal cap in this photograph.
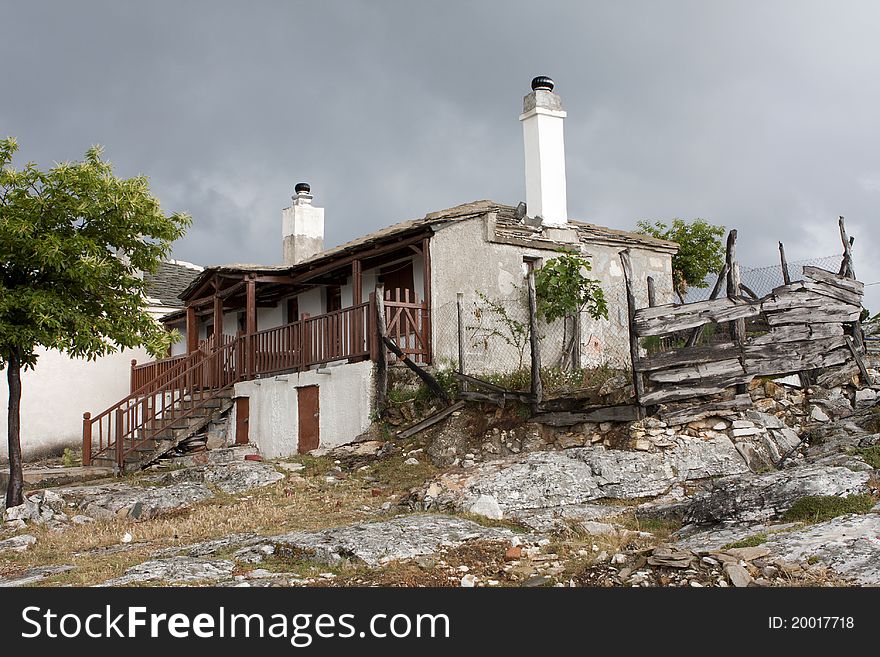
[519,76,568,227]
[282,182,325,265]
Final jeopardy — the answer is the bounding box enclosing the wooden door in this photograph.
[297,385,320,453]
[235,397,249,444]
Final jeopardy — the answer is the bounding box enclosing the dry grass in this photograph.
[1,472,388,587]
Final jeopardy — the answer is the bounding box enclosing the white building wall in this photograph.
[231,360,374,458]
[429,215,675,373]
[0,345,151,458]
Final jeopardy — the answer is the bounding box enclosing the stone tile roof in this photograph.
[144,260,204,308]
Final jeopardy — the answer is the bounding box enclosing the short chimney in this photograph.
[282,182,324,265]
[519,76,568,227]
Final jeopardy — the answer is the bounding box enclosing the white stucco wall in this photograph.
[429,215,675,373]
[231,360,374,458]
[0,346,151,458]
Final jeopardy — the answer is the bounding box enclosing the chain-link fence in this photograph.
[684,254,843,302]
[432,283,633,396]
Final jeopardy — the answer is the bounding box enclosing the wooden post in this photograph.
[778,242,791,285]
[456,292,466,374]
[685,262,728,348]
[82,412,92,467]
[619,249,644,412]
[130,359,137,393]
[839,216,856,280]
[646,276,656,307]
[725,229,747,395]
[246,277,256,377]
[212,295,224,387]
[186,306,198,355]
[115,409,124,474]
[838,217,866,354]
[527,268,543,410]
[368,291,377,361]
[422,236,432,364]
[375,285,388,413]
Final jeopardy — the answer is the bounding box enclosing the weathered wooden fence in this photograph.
[621,218,867,408]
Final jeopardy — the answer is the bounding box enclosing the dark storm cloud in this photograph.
[2,1,879,308]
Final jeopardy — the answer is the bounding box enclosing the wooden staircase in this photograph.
[83,336,241,473]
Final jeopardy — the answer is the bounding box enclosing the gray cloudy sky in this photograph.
[2,1,879,309]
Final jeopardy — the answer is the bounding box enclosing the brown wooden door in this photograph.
[297,385,320,453]
[235,397,249,445]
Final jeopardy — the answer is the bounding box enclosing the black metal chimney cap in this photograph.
[294,182,311,194]
[531,76,554,92]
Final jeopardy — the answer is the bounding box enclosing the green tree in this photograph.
[0,138,190,507]
[534,250,608,369]
[636,219,725,303]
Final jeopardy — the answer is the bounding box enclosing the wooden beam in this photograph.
[185,295,215,308]
[527,267,543,410]
[647,276,656,307]
[778,242,791,285]
[422,236,432,364]
[186,306,198,354]
[619,249,644,410]
[396,401,466,440]
[216,279,246,300]
[292,232,430,284]
[381,335,449,403]
[252,275,297,285]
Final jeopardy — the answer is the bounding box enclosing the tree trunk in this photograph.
[5,348,24,508]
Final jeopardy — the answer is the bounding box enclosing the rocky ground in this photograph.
[2,369,879,587]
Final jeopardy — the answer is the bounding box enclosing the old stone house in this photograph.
[83,77,677,468]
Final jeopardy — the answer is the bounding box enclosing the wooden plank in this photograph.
[798,280,862,306]
[640,373,754,406]
[531,405,641,426]
[743,335,846,360]
[648,358,746,384]
[452,371,509,393]
[647,276,656,307]
[396,401,466,440]
[637,343,741,372]
[458,390,536,406]
[764,304,862,326]
[527,267,543,409]
[748,323,843,345]
[802,265,864,295]
[634,297,761,336]
[619,249,644,410]
[659,394,753,425]
[744,345,851,376]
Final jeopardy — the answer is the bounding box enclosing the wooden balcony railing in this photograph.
[90,292,430,472]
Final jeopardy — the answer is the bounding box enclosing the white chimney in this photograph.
[519,76,568,227]
[282,182,324,265]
